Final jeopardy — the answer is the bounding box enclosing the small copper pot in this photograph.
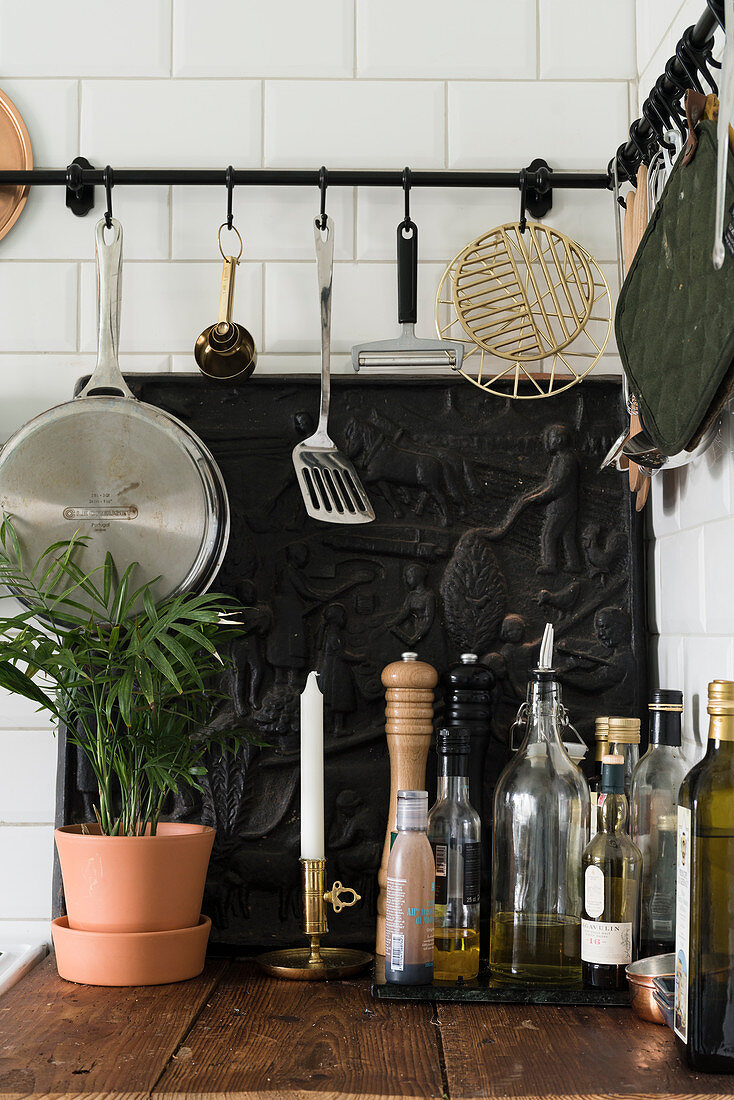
[626,953,675,1025]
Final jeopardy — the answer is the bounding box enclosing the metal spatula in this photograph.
[292,216,375,524]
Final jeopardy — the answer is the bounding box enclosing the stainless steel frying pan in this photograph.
[0,218,229,610]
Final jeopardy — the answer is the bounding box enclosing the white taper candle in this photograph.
[300,670,325,859]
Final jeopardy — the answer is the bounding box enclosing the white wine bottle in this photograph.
[582,755,641,990]
[676,680,734,1073]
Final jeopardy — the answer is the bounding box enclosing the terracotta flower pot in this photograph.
[52,914,211,986]
[55,822,215,933]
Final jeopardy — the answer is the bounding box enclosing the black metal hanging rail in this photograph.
[0,164,612,222]
[0,168,609,188]
[612,0,724,183]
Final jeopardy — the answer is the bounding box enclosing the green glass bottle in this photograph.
[676,680,734,1073]
[581,754,642,990]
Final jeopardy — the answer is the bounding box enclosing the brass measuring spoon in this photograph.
[195,224,257,380]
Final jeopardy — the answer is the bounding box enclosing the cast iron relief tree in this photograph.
[57,377,645,947]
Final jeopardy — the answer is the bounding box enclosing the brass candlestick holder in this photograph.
[256,858,373,980]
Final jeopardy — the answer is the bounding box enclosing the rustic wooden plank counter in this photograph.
[1,956,733,1100]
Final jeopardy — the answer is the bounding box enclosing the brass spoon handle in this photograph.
[217,256,238,326]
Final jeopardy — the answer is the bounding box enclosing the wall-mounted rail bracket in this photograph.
[65,157,95,217]
[525,159,553,218]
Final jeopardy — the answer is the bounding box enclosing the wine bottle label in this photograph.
[674,806,691,1043]
[581,919,633,964]
[584,865,605,918]
[431,840,480,906]
[589,791,598,839]
[463,842,480,905]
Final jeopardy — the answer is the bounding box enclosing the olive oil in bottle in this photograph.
[490,626,589,987]
[676,680,734,1073]
[428,728,481,981]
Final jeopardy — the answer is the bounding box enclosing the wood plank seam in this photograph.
[147,962,231,1099]
[432,1002,451,1100]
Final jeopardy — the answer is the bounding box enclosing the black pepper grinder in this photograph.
[443,654,495,819]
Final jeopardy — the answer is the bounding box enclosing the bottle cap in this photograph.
[607,716,641,744]
[402,652,418,662]
[649,689,683,746]
[648,689,683,712]
[708,680,734,715]
[396,790,428,830]
[600,753,625,793]
[461,653,478,663]
[595,716,610,742]
[436,727,471,754]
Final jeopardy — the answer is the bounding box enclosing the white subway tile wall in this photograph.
[0,0,638,930]
[641,2,734,759]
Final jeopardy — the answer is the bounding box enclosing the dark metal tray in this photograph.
[372,957,630,1005]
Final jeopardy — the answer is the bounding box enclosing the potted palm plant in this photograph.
[0,516,246,985]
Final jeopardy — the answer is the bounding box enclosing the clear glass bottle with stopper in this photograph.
[630,689,686,957]
[582,754,641,990]
[490,624,590,987]
[428,727,481,981]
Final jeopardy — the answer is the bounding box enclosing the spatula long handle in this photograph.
[397,218,418,325]
[314,216,334,434]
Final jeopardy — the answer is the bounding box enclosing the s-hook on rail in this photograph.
[612,0,724,183]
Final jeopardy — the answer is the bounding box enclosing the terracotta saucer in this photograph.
[52,914,211,987]
[0,87,32,243]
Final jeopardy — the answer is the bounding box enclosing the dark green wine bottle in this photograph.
[676,680,734,1073]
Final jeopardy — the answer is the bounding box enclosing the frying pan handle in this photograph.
[79,218,134,399]
[397,218,418,325]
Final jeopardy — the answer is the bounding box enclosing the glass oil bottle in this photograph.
[490,625,590,987]
[630,689,686,957]
[428,727,481,981]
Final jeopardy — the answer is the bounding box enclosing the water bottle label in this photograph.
[674,806,691,1043]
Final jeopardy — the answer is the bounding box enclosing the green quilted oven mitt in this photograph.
[616,119,734,456]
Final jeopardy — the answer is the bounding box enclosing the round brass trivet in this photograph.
[256,946,373,981]
[435,221,611,398]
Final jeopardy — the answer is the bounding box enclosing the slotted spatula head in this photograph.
[292,215,375,525]
[292,440,375,523]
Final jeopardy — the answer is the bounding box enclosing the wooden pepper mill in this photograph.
[376,651,438,955]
